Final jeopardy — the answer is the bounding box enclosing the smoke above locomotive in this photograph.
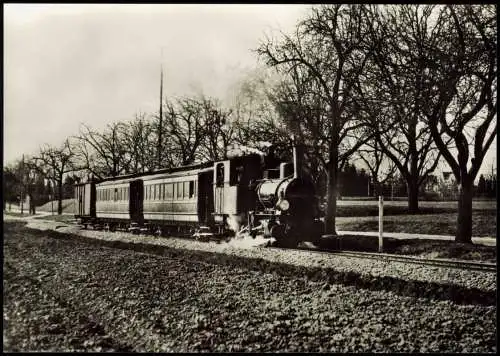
[74,140,324,247]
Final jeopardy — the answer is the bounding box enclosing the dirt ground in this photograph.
[3,222,496,352]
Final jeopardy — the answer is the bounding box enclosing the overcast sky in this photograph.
[4,4,309,161]
[3,4,496,178]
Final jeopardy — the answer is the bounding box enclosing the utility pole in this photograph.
[20,154,24,214]
[157,48,164,169]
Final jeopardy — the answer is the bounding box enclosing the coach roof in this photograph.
[95,161,214,184]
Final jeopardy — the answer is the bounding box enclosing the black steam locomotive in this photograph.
[74,145,324,245]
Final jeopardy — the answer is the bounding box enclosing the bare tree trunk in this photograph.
[29,193,36,215]
[325,145,339,235]
[407,177,419,213]
[57,178,63,215]
[456,179,473,243]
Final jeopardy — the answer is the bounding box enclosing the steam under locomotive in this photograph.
[74,144,324,245]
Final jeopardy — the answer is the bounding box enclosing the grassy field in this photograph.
[36,199,74,213]
[337,210,496,237]
[34,214,77,224]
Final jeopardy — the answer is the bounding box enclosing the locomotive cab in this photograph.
[212,154,262,234]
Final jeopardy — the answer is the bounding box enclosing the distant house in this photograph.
[424,171,458,200]
[439,171,459,199]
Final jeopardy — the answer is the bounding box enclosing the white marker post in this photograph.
[378,195,384,253]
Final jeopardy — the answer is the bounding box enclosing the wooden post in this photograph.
[378,195,383,253]
[20,154,24,215]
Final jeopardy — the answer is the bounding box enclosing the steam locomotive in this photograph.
[74,145,324,245]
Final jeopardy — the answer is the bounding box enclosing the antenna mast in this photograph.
[157,48,164,169]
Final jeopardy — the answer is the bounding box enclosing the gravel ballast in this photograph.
[3,221,497,352]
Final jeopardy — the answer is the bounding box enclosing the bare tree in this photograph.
[124,113,157,173]
[353,139,398,197]
[75,122,130,178]
[197,96,235,162]
[35,139,75,214]
[355,5,446,213]
[419,5,496,242]
[163,98,206,166]
[257,4,372,234]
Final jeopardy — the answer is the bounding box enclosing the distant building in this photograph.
[439,171,459,199]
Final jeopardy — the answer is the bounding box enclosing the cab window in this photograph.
[216,163,224,187]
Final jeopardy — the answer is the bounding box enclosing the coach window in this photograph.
[230,164,244,186]
[189,181,195,198]
[156,184,161,200]
[183,181,189,199]
[166,183,173,198]
[176,182,182,199]
[216,163,224,187]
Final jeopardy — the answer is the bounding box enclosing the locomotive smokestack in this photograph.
[292,135,302,179]
[293,145,298,179]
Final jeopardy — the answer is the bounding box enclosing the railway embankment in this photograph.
[3,220,496,352]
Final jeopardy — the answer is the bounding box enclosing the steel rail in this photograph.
[67,220,497,272]
[267,246,497,273]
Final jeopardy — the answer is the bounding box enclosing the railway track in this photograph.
[268,245,497,273]
[23,218,497,273]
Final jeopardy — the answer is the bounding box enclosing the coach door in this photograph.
[89,183,96,217]
[198,171,214,225]
[214,162,225,216]
[129,180,144,224]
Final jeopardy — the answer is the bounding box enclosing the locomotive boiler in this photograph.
[247,145,324,245]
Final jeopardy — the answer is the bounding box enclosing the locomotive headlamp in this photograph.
[278,199,290,211]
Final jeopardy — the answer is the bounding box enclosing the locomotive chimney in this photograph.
[292,136,302,179]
